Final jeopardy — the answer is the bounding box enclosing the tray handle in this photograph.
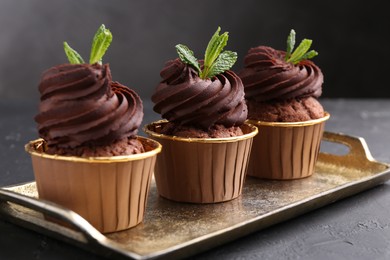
[320,131,384,169]
[0,188,107,245]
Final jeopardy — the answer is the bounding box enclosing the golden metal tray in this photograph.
[0,132,389,260]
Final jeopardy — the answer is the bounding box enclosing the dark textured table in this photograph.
[1,99,390,260]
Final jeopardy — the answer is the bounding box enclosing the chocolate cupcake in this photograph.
[26,25,161,233]
[36,63,144,156]
[239,30,329,179]
[145,27,257,203]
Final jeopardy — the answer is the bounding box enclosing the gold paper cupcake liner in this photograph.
[144,121,258,203]
[246,112,330,180]
[25,137,162,233]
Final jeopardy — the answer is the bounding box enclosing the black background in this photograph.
[1,2,390,259]
[1,0,389,101]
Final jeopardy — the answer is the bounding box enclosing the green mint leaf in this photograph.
[207,50,237,78]
[287,39,312,64]
[175,44,201,73]
[285,30,319,64]
[174,26,237,79]
[285,29,296,60]
[301,50,318,61]
[89,24,112,65]
[63,42,85,64]
[201,27,229,79]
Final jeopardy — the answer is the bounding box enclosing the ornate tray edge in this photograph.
[0,131,389,259]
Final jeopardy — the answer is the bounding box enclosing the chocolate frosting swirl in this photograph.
[35,63,143,149]
[239,46,323,102]
[152,59,247,129]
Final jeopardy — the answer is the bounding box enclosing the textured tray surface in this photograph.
[0,132,389,259]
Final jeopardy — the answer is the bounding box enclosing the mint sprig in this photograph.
[285,29,295,61]
[63,24,112,65]
[175,27,237,79]
[176,44,201,73]
[89,24,112,64]
[207,50,237,77]
[285,29,318,65]
[63,42,85,64]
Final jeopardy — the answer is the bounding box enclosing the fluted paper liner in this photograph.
[144,121,258,203]
[247,112,330,180]
[25,136,162,233]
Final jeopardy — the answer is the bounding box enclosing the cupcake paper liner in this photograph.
[25,137,162,233]
[144,121,258,203]
[247,112,330,180]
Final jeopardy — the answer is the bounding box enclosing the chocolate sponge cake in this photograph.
[239,30,329,180]
[156,121,244,138]
[246,96,324,122]
[145,27,257,203]
[152,58,247,137]
[26,25,161,233]
[239,45,325,122]
[35,64,144,156]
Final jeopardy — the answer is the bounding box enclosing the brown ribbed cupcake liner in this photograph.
[25,137,162,233]
[144,121,258,203]
[247,112,330,180]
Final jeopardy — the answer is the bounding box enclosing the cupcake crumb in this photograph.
[157,122,244,138]
[46,137,145,157]
[247,97,324,122]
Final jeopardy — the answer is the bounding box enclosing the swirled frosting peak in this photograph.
[35,63,143,149]
[239,46,323,102]
[152,59,248,129]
